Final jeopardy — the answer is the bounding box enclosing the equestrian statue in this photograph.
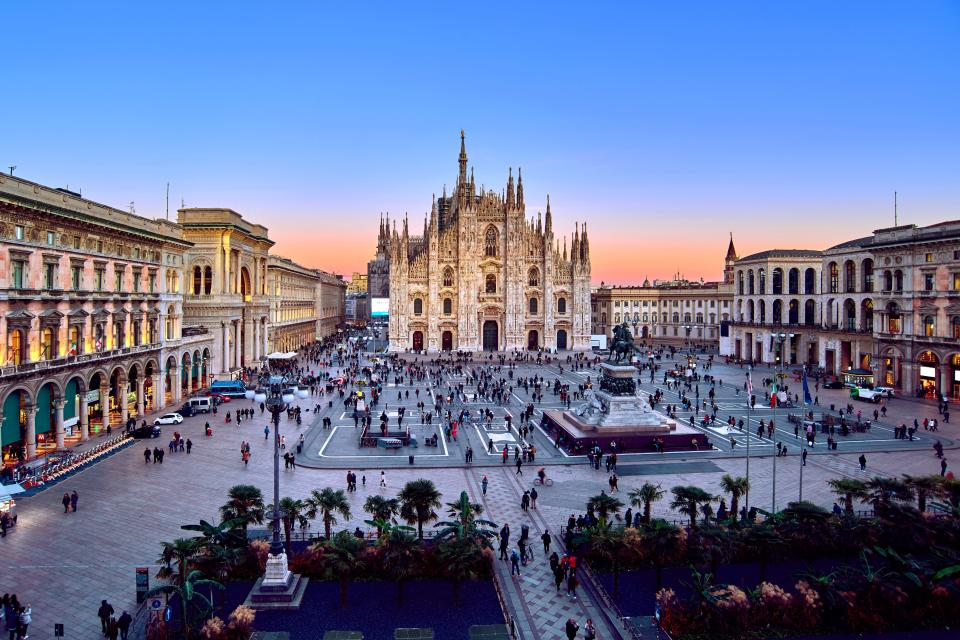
[607,322,636,364]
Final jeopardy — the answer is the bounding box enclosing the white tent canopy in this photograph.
[266,352,297,360]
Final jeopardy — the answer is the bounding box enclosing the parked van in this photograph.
[188,397,213,413]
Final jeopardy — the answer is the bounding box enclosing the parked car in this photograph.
[131,424,162,439]
[873,386,895,398]
[154,413,184,426]
[822,380,844,389]
[178,404,195,418]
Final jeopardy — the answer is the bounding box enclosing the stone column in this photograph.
[244,317,254,364]
[221,324,230,373]
[120,379,129,426]
[173,368,183,404]
[234,320,242,368]
[136,378,145,416]
[253,320,260,359]
[940,362,951,399]
[100,385,110,434]
[153,373,163,411]
[262,318,269,356]
[54,399,65,449]
[25,404,37,459]
[80,393,89,441]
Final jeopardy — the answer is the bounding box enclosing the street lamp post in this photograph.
[682,325,692,354]
[772,331,795,513]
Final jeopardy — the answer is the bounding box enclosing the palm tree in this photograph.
[266,497,309,550]
[587,525,637,597]
[219,485,265,536]
[381,527,421,604]
[305,488,352,539]
[670,486,716,529]
[862,477,913,511]
[642,519,681,591]
[180,518,247,580]
[146,570,223,638]
[363,495,400,536]
[157,537,200,587]
[437,537,486,604]
[399,479,442,540]
[435,490,498,547]
[718,474,750,520]
[629,482,665,524]
[902,474,945,513]
[319,531,366,607]
[826,478,867,515]
[587,492,625,523]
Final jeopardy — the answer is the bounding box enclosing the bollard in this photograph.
[409,454,415,465]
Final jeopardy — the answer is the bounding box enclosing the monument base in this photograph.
[244,553,309,611]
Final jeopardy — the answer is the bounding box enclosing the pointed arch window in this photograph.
[485,274,496,294]
[485,226,499,258]
[442,267,454,288]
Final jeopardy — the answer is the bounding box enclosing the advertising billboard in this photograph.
[371,297,389,317]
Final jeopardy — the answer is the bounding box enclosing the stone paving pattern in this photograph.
[3,353,956,638]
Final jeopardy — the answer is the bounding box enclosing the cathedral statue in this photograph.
[607,322,636,364]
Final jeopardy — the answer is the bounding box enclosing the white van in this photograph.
[188,397,213,413]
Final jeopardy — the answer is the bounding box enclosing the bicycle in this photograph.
[534,476,554,487]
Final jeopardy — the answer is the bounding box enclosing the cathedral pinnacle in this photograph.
[458,130,468,188]
[517,167,524,208]
[544,194,552,234]
[506,167,514,208]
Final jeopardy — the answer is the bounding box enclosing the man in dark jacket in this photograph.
[98,600,114,634]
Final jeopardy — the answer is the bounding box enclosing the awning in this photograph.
[0,484,25,499]
[266,352,297,360]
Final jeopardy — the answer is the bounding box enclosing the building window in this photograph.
[442,268,454,288]
[888,304,901,334]
[204,266,212,294]
[413,298,423,315]
[759,269,766,294]
[71,265,82,290]
[44,262,57,289]
[829,262,839,293]
[894,270,903,291]
[47,231,55,245]
[528,268,539,287]
[953,317,960,339]
[443,298,452,315]
[133,320,142,346]
[96,240,103,253]
[737,271,744,295]
[68,326,81,355]
[149,272,156,293]
[41,327,56,360]
[485,226,499,258]
[529,298,538,314]
[115,270,123,292]
[557,297,567,313]
[8,329,24,365]
[73,235,81,250]
[485,274,496,294]
[924,315,935,337]
[133,270,142,292]
[193,266,202,295]
[926,253,934,263]
[924,273,935,291]
[14,225,24,241]
[11,260,25,289]
[772,268,783,295]
[95,268,105,291]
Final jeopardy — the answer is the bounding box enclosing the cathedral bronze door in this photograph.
[442,331,453,351]
[412,331,424,351]
[527,330,539,350]
[556,330,567,350]
[482,321,498,351]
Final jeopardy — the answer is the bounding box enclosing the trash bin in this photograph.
[409,455,415,465]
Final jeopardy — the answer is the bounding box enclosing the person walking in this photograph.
[264,424,270,440]
[554,566,565,592]
[98,600,114,635]
[584,617,597,640]
[143,447,151,464]
[481,475,488,496]
[530,486,538,509]
[515,457,523,475]
[802,449,808,466]
[117,611,132,640]
[510,548,521,576]
[541,530,552,554]
[858,453,867,472]
[379,471,386,488]
[62,492,71,513]
[186,438,192,454]
[565,618,579,640]
[70,490,79,513]
[16,604,29,640]
[520,491,530,512]
[242,450,250,467]
[942,457,948,476]
[567,571,579,600]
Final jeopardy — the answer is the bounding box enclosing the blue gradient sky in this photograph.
[4,2,959,283]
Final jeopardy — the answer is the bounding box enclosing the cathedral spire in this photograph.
[726,232,738,260]
[581,222,590,260]
[458,130,468,188]
[469,166,475,202]
[544,194,552,235]
[563,236,567,262]
[516,167,524,209]
[506,167,514,208]
[572,222,580,263]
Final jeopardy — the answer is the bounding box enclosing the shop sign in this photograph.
[136,567,149,603]
[85,390,100,403]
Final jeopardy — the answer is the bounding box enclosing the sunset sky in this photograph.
[4,2,959,285]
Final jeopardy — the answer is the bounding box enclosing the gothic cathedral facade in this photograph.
[387,132,592,352]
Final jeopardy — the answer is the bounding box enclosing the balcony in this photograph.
[0,342,163,380]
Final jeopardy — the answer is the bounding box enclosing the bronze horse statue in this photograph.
[607,323,636,364]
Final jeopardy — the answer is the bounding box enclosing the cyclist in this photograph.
[537,467,547,485]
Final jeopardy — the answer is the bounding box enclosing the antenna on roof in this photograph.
[166,182,170,220]
[894,191,898,226]
[7,166,15,176]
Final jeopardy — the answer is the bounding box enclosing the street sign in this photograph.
[150,597,163,611]
[136,567,149,603]
[54,623,64,637]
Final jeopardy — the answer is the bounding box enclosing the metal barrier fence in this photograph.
[490,566,520,639]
